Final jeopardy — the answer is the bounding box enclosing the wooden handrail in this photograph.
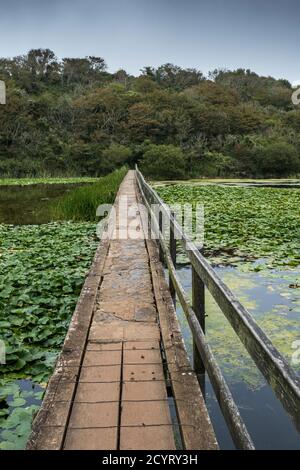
[135,166,300,448]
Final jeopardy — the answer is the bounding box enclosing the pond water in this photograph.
[0,379,44,450]
[175,264,300,449]
[0,183,85,225]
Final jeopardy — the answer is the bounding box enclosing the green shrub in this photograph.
[140,144,186,180]
[254,142,300,176]
[102,144,133,172]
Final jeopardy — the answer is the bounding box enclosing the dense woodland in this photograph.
[0,48,300,179]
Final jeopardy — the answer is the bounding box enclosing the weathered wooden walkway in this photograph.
[27,171,217,450]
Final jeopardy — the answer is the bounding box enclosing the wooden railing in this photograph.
[135,166,300,450]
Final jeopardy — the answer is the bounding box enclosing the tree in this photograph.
[140,144,186,180]
[62,56,106,85]
[27,49,58,79]
[102,144,132,172]
[141,63,204,90]
[254,141,300,176]
[114,69,132,89]
[0,49,60,92]
[184,80,239,106]
[212,68,292,109]
[127,103,162,142]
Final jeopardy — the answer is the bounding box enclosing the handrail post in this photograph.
[169,211,176,304]
[159,210,164,263]
[192,267,205,378]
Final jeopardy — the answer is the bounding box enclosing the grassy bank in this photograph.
[54,168,127,221]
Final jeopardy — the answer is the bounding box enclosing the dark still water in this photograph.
[0,184,82,225]
[175,265,300,450]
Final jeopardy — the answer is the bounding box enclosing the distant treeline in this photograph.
[0,48,300,179]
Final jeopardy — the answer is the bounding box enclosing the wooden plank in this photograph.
[169,210,176,303]
[192,266,205,375]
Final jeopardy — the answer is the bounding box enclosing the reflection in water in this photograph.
[175,265,300,449]
[0,183,85,225]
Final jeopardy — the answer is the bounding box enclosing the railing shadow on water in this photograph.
[135,166,300,451]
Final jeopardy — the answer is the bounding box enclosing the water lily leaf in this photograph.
[8,397,26,407]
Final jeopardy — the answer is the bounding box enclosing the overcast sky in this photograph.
[0,0,299,82]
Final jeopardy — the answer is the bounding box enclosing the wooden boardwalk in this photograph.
[27,171,218,451]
